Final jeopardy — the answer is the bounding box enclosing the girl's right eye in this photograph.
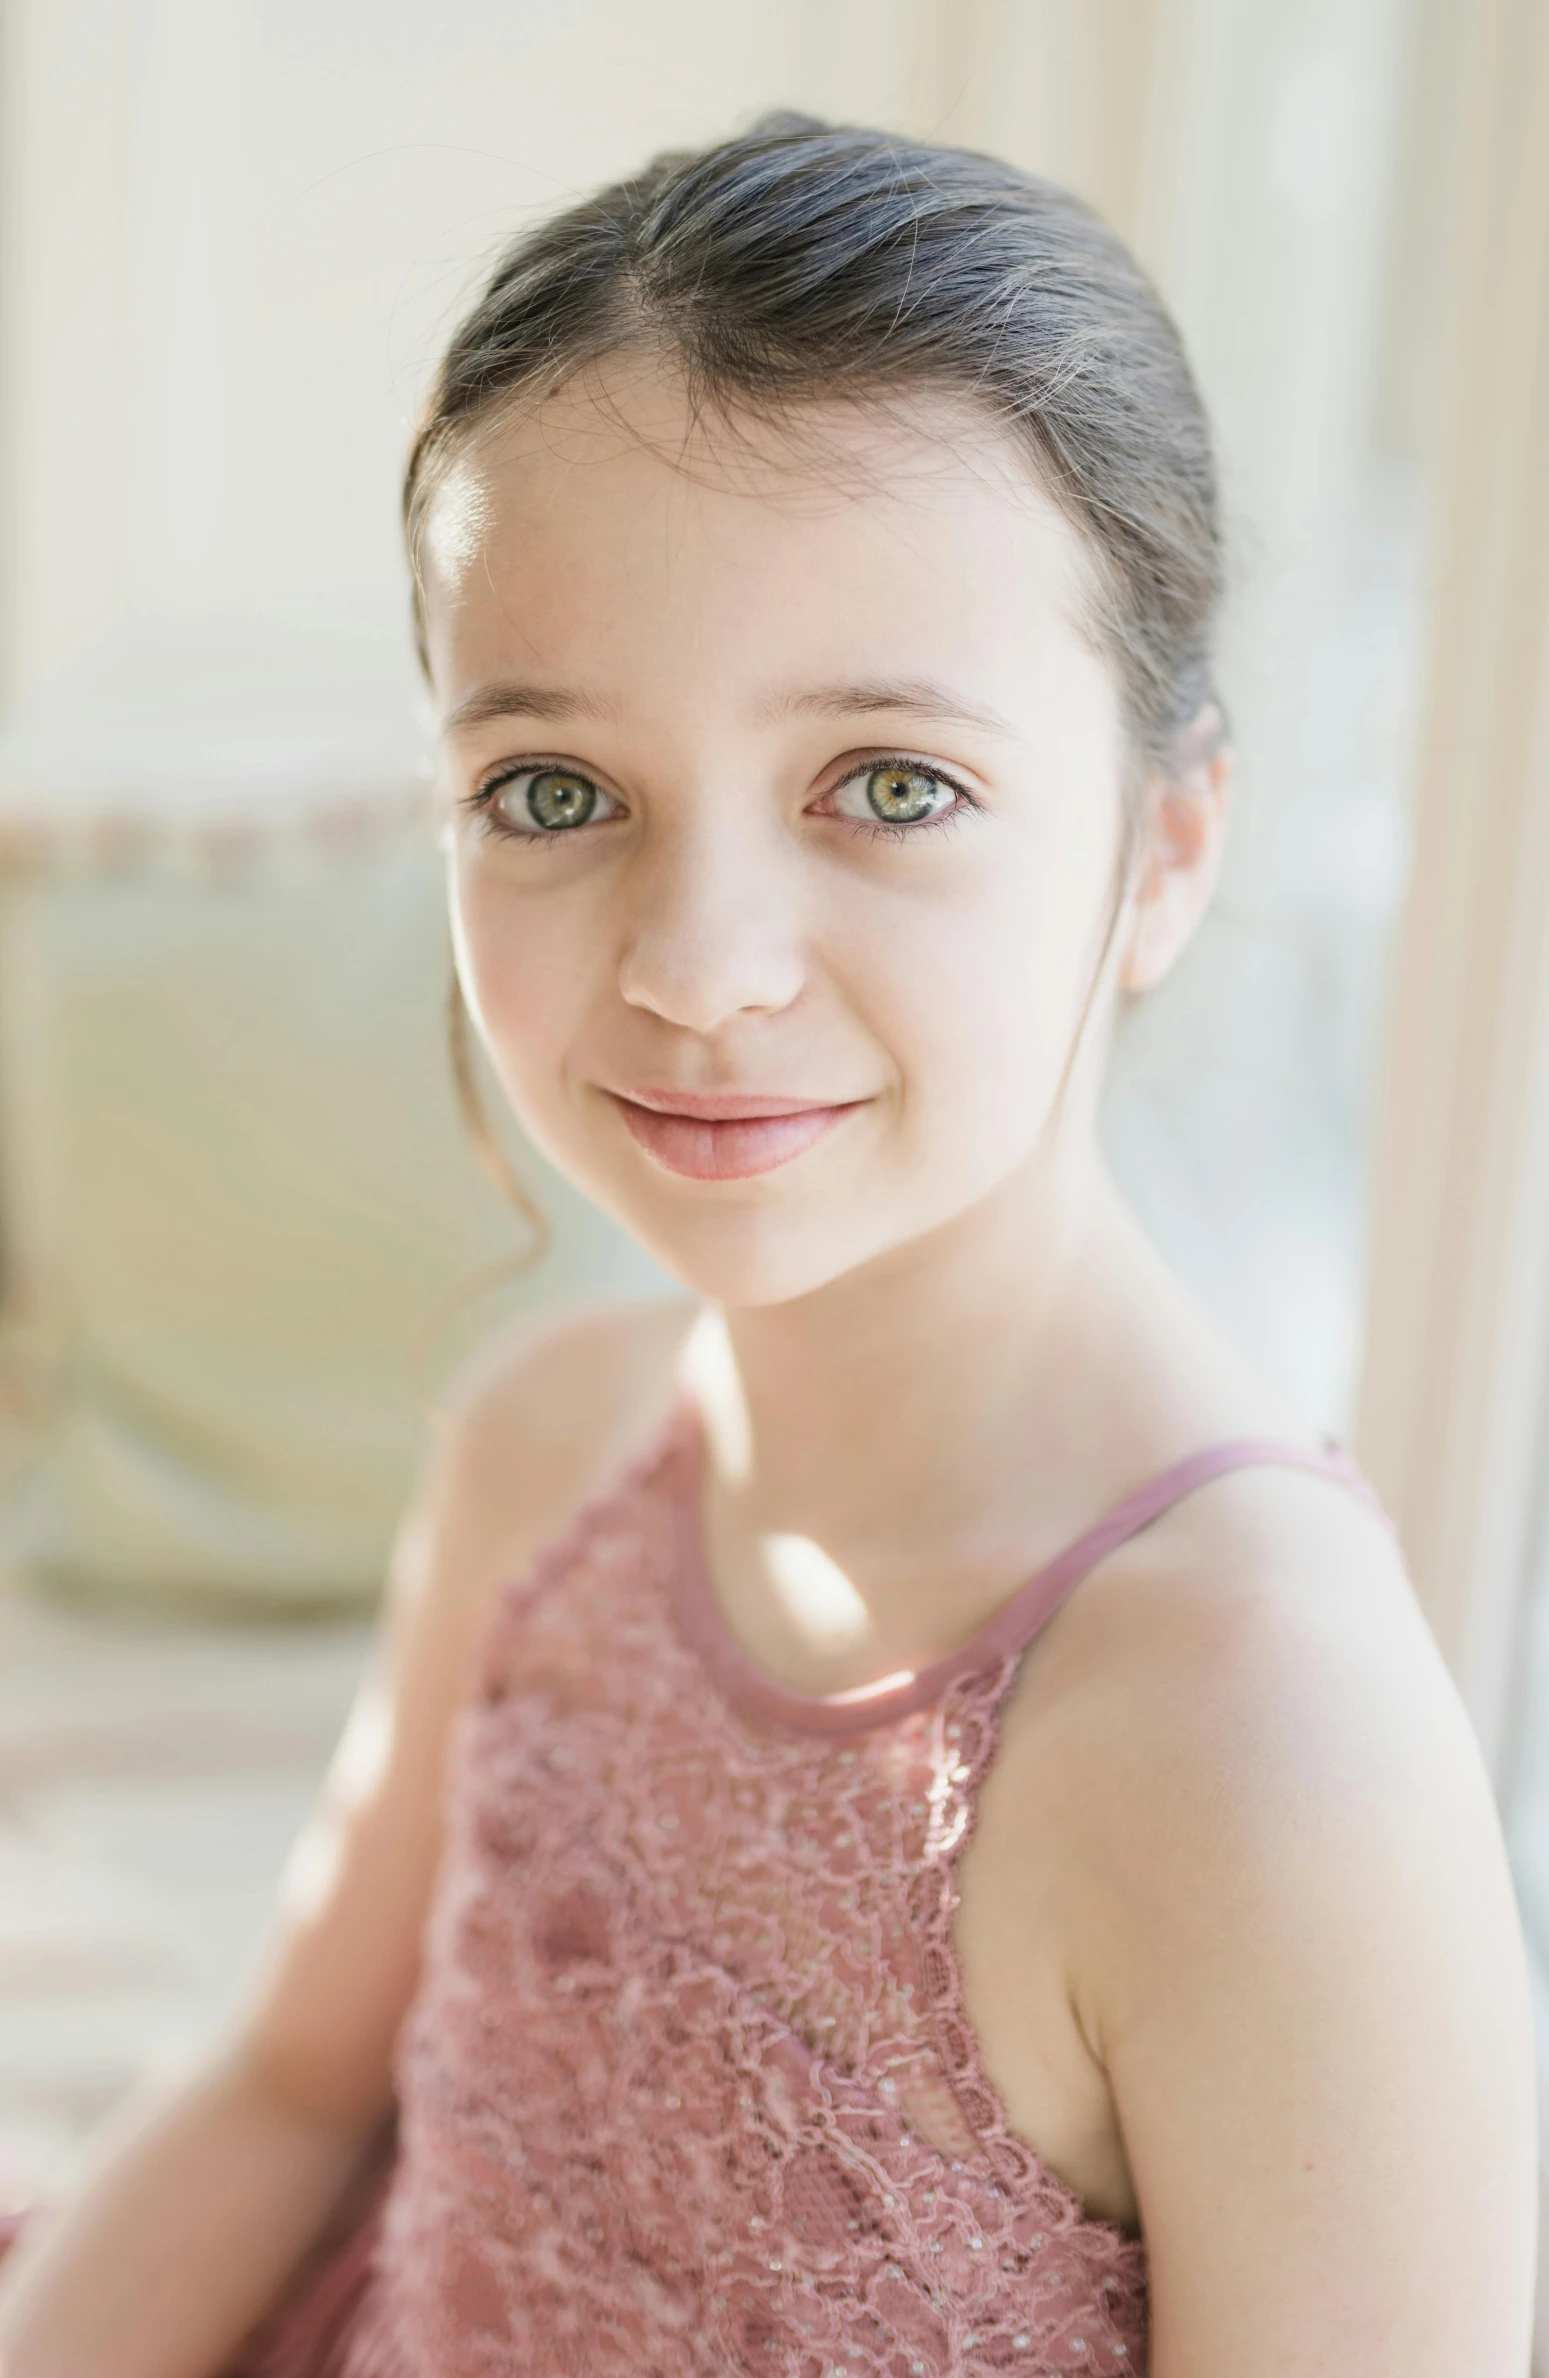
[471,766,619,839]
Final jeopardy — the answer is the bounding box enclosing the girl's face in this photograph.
[424,358,1144,1306]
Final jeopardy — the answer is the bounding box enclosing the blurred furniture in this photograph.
[0,617,671,1611]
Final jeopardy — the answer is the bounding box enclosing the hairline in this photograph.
[407,339,1142,753]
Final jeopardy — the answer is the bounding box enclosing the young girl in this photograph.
[0,112,1536,2378]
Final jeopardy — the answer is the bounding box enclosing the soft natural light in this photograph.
[273,1688,391,1925]
[763,1532,873,1653]
[682,1305,753,1483]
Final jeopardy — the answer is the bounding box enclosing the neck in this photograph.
[684,1136,1171,1574]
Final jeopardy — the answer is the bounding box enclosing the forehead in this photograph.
[417,355,1104,704]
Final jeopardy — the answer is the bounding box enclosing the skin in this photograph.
[426,355,1538,2361]
[0,351,1535,2378]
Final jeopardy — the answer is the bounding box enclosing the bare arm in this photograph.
[0,2047,382,2378]
[0,1296,692,2378]
[1077,1496,1538,2372]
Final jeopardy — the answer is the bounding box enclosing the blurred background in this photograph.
[0,0,1546,2346]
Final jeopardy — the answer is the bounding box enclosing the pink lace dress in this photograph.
[0,1394,1384,2376]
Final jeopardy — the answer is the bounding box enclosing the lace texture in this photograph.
[341,1404,1148,2377]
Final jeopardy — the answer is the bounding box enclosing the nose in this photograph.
[615,816,807,1032]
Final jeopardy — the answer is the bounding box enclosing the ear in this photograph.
[1116,707,1233,994]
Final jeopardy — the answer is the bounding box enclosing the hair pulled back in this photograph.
[415,114,1228,1237]
[405,110,1224,778]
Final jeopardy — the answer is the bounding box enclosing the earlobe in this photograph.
[1115,730,1233,994]
[1116,873,1172,994]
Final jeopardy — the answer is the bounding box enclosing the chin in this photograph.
[550,1158,896,1307]
[614,1204,887,1309]
[509,1096,1018,1307]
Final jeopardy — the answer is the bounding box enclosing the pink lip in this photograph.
[605,1087,867,1180]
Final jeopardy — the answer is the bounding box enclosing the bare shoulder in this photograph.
[231,1291,699,2131]
[1055,1462,1491,1877]
[1031,1465,1537,2369]
[409,1289,701,1621]
[436,1287,700,1480]
[1041,1462,1517,2012]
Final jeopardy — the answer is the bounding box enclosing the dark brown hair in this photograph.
[408,111,1225,1208]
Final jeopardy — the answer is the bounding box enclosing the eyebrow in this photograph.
[756,676,1019,739]
[440,681,622,735]
[439,672,1017,740]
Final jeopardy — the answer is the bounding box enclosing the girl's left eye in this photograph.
[825,762,969,836]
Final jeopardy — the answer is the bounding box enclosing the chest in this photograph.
[443,1561,1136,2234]
[450,1626,955,2086]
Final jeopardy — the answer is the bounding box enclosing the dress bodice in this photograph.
[215,1392,1384,2378]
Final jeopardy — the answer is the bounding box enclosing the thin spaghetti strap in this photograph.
[666,1400,1398,1736]
[971,1434,1396,1669]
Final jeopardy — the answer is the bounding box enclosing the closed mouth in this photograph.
[610,1087,861,1121]
[603,1087,868,1180]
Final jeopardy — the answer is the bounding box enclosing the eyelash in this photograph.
[458,756,980,848]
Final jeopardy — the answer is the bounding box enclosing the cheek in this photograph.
[841,842,1108,1140]
[449,857,598,1103]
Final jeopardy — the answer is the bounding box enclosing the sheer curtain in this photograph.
[915,0,1436,1442]
[1350,0,1549,2355]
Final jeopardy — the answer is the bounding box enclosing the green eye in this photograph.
[864,765,946,824]
[500,767,598,831]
